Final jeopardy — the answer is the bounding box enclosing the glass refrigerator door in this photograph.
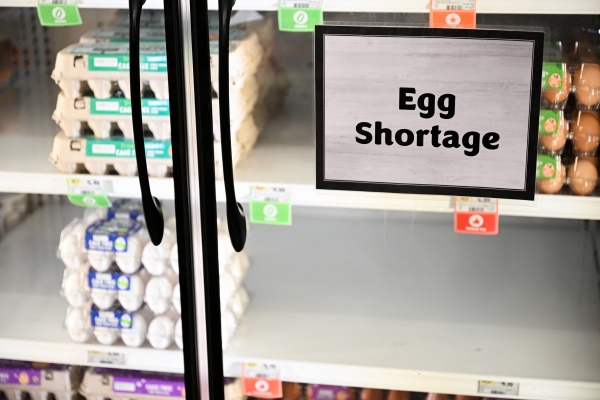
[173,3,600,400]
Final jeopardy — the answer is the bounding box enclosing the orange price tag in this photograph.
[430,0,476,28]
[454,197,499,235]
[242,363,282,399]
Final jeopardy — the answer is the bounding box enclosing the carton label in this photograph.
[539,109,561,135]
[308,385,350,400]
[536,154,558,180]
[85,219,143,252]
[88,272,131,291]
[86,139,172,159]
[112,377,185,397]
[90,98,170,117]
[0,369,42,386]
[107,199,144,221]
[67,43,167,72]
[91,309,133,329]
[542,62,565,90]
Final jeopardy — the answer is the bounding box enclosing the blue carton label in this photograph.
[91,308,133,329]
[85,219,143,252]
[88,272,131,291]
[107,199,144,221]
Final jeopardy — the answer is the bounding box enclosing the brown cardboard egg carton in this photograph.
[0,361,84,400]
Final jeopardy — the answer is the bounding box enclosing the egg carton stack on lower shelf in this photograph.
[537,35,600,196]
[59,199,250,350]
[48,13,287,180]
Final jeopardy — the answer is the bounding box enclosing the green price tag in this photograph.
[67,178,112,208]
[249,186,292,225]
[536,154,558,180]
[37,1,82,27]
[278,0,323,32]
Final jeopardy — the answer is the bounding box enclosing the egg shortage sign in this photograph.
[315,26,544,200]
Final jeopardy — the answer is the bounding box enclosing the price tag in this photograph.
[37,0,82,27]
[454,197,499,235]
[430,0,476,28]
[67,178,112,208]
[278,0,323,32]
[249,186,292,225]
[242,363,282,399]
[478,380,520,396]
[87,350,125,365]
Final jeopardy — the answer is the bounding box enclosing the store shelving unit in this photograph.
[2,204,599,399]
[1,0,599,14]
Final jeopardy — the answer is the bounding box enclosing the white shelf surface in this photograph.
[1,203,600,399]
[0,203,184,373]
[224,207,600,400]
[3,45,600,220]
[1,0,599,14]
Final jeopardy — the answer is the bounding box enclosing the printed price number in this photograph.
[477,380,519,396]
[87,350,125,366]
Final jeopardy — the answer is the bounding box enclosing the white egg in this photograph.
[115,229,149,274]
[94,327,120,345]
[65,307,92,343]
[87,251,114,273]
[172,283,181,314]
[118,273,146,312]
[63,271,90,308]
[170,244,179,275]
[141,229,176,276]
[147,315,175,349]
[174,318,183,350]
[90,288,117,310]
[144,275,175,315]
[121,312,148,347]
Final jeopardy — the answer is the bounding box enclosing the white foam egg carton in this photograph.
[0,361,84,400]
[51,42,169,100]
[49,131,173,178]
[53,92,171,140]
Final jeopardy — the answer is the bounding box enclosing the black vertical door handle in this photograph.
[129,0,165,245]
[218,0,247,252]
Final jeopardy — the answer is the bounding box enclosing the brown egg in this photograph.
[568,159,598,195]
[579,156,599,166]
[544,71,571,104]
[361,389,384,400]
[282,383,303,400]
[572,112,600,153]
[387,391,411,400]
[573,63,600,106]
[540,114,567,151]
[538,162,566,194]
[455,396,481,400]
[425,395,451,400]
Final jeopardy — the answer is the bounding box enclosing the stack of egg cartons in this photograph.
[49,21,172,177]
[59,199,250,350]
[78,367,244,400]
[0,360,84,400]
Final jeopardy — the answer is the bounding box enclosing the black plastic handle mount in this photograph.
[129,0,164,246]
[218,0,247,252]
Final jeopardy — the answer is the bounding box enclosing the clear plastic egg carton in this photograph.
[0,194,28,240]
[80,28,166,44]
[51,42,169,100]
[0,360,84,400]
[541,61,572,110]
[53,92,171,140]
[58,216,150,274]
[569,110,600,156]
[573,45,600,111]
[537,154,599,196]
[49,131,173,178]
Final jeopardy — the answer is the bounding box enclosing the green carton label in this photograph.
[539,109,561,135]
[278,0,322,32]
[86,139,172,159]
[37,2,82,27]
[90,98,170,117]
[542,62,565,90]
[88,54,167,72]
[536,154,558,180]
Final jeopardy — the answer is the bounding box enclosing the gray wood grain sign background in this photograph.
[322,34,535,192]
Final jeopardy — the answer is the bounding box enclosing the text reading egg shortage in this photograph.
[354,87,500,157]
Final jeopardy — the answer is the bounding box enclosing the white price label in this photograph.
[478,380,519,396]
[68,179,104,195]
[280,0,321,8]
[243,363,281,379]
[455,197,498,213]
[250,186,291,203]
[431,0,475,11]
[87,350,125,365]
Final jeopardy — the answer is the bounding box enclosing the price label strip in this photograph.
[37,0,82,27]
[454,197,499,235]
[478,380,519,396]
[430,0,476,28]
[278,0,323,32]
[249,186,292,226]
[87,350,125,366]
[242,363,282,399]
[67,178,112,208]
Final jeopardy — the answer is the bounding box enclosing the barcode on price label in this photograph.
[431,0,475,11]
[280,0,321,8]
[478,380,519,396]
[455,197,497,213]
[38,0,78,4]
